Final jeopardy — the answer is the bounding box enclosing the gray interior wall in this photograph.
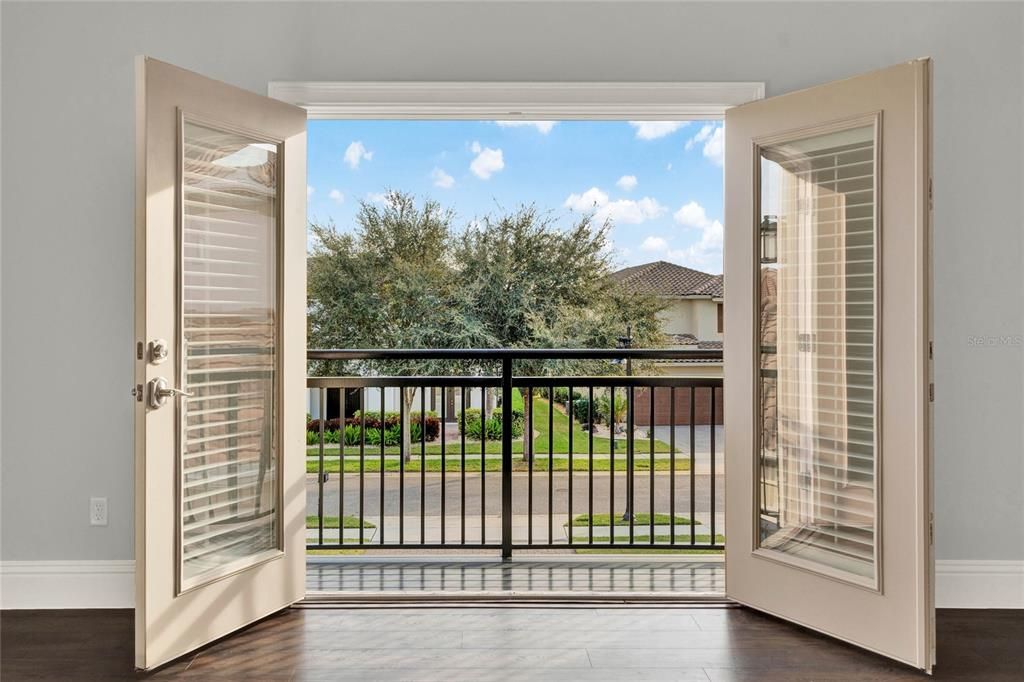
[2,1,1022,562]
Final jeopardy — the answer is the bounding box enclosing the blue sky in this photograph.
[307,120,724,274]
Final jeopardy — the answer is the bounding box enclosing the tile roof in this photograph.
[611,261,722,298]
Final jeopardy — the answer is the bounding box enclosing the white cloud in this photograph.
[563,187,609,212]
[495,120,556,134]
[673,201,715,230]
[628,121,689,140]
[671,200,724,273]
[307,186,315,198]
[365,192,388,204]
[599,198,665,225]
[469,143,505,179]
[328,189,344,204]
[344,141,373,169]
[563,186,665,225]
[641,236,668,251]
[616,175,638,191]
[686,124,725,166]
[430,167,455,189]
[666,163,673,171]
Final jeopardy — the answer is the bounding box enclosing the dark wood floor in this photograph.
[2,606,1021,680]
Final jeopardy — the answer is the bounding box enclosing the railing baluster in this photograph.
[609,386,615,546]
[501,359,513,559]
[548,383,554,544]
[670,387,676,546]
[527,386,533,545]
[481,387,487,545]
[399,389,405,545]
[338,388,344,549]
[588,386,594,545]
[650,387,655,545]
[461,388,467,545]
[628,385,634,544]
[380,388,386,545]
[420,386,426,545]
[567,384,574,547]
[690,385,696,547]
[359,388,365,545]
[710,386,717,545]
[317,388,326,546]
[440,387,445,545]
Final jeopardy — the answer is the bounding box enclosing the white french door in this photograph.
[134,57,307,670]
[724,60,933,670]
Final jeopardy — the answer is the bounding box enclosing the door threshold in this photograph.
[300,591,732,606]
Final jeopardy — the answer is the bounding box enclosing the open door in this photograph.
[724,60,933,670]
[134,57,307,670]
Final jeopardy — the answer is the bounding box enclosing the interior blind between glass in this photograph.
[178,120,280,585]
[757,123,878,584]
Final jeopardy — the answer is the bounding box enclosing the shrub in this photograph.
[572,397,592,424]
[343,424,362,446]
[307,410,441,442]
[458,407,524,440]
[595,394,627,425]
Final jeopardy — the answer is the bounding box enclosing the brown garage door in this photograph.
[632,385,723,426]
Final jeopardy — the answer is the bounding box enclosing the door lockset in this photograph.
[148,339,169,364]
[148,377,194,409]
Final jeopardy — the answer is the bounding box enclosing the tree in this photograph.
[307,191,494,461]
[452,206,666,459]
[307,193,667,463]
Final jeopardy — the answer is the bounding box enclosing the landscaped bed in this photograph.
[306,395,684,473]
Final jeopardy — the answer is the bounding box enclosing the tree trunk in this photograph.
[402,387,415,463]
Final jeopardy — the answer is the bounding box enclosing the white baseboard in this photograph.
[1,559,1021,609]
[1,560,134,609]
[935,560,1024,608]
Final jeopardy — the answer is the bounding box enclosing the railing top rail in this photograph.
[307,348,723,361]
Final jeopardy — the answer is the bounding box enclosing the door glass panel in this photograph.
[178,119,280,590]
[756,123,877,586]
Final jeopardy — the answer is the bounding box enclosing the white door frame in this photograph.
[268,78,762,595]
[267,81,764,120]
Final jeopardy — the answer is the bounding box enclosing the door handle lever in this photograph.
[148,377,194,409]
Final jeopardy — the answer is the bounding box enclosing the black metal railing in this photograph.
[305,348,724,557]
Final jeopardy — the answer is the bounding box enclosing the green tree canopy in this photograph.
[308,191,665,364]
[306,190,667,458]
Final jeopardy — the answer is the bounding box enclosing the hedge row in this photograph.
[307,411,441,442]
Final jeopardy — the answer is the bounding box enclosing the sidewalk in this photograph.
[307,512,726,544]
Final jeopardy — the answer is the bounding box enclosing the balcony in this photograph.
[304,348,725,597]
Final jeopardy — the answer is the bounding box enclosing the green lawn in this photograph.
[570,512,696,527]
[530,395,674,455]
[307,395,679,464]
[306,515,375,529]
[307,455,688,474]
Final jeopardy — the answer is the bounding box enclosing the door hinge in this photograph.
[131,384,144,402]
[136,341,144,360]
[928,177,933,210]
[929,514,934,546]
[929,383,935,402]
[929,341,933,360]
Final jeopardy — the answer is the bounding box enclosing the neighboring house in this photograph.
[611,260,724,426]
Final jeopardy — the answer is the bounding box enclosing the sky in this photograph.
[306,119,724,274]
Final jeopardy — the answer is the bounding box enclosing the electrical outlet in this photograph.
[90,497,108,526]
